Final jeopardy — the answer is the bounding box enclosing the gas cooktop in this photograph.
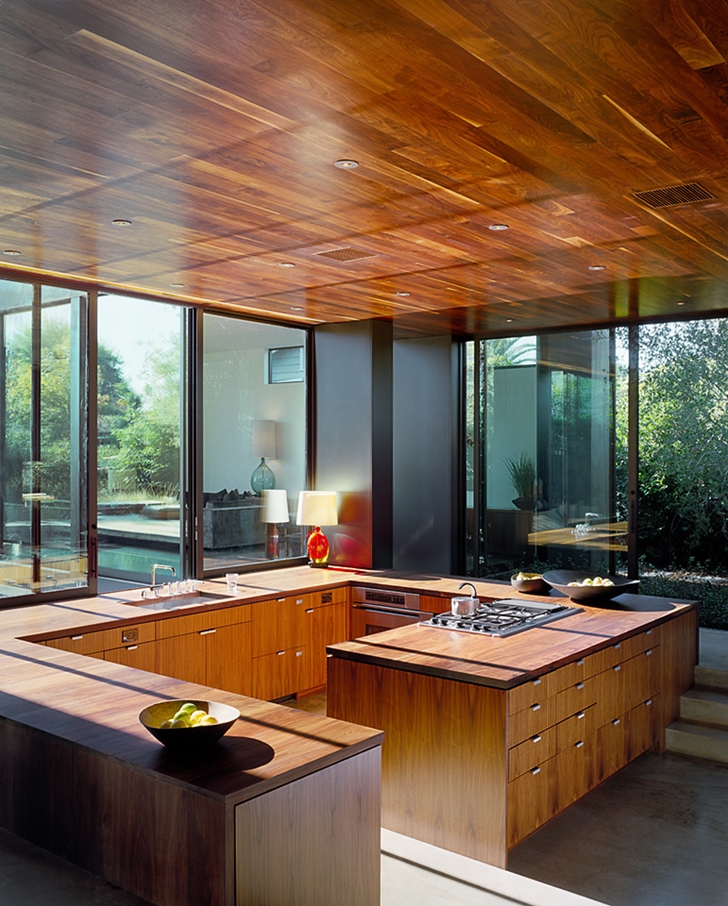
[423,599,582,638]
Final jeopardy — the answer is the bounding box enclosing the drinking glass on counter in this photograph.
[226,573,239,594]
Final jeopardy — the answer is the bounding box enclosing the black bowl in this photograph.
[542,570,639,603]
[139,699,240,750]
[510,573,549,594]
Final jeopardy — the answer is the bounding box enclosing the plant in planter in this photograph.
[505,452,536,510]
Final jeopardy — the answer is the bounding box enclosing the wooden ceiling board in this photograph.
[1,0,728,335]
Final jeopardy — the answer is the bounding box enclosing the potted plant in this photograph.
[505,452,535,510]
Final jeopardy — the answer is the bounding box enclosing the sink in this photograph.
[125,591,230,612]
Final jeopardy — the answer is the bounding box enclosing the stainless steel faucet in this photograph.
[151,564,176,588]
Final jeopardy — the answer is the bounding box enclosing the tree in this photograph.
[638,319,728,567]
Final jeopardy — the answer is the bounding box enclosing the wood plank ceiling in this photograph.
[1,0,728,336]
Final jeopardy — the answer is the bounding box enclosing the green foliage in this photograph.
[638,320,728,569]
[504,451,535,498]
[638,571,728,631]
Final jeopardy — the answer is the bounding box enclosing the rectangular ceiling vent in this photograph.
[632,183,715,209]
[315,247,377,261]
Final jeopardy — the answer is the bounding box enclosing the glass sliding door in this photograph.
[96,295,187,584]
[472,328,627,578]
[202,314,307,572]
[0,280,90,599]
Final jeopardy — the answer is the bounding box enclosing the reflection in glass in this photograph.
[97,295,184,583]
[0,280,89,598]
[202,315,307,571]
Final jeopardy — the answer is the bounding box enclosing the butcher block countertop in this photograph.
[0,566,384,806]
[327,573,698,690]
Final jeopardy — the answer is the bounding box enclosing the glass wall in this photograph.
[202,314,307,571]
[96,295,187,584]
[0,280,89,599]
[469,328,628,579]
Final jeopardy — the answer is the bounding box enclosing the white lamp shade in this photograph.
[251,420,277,459]
[296,491,338,527]
[262,489,289,524]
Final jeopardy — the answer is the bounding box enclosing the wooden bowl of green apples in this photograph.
[139,699,239,750]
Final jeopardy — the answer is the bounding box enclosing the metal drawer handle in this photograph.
[645,699,653,706]
[613,664,621,672]
[577,659,585,666]
[613,718,621,726]
[575,740,585,748]
[614,642,621,649]
[71,635,83,640]
[531,767,541,776]
[646,629,652,635]
[530,703,541,712]
[126,645,138,651]
[533,678,542,686]
[532,735,542,744]
[199,628,216,635]
[277,650,285,656]
[296,650,303,657]
[306,608,314,614]
[576,682,585,690]
[646,649,652,656]
[577,711,585,719]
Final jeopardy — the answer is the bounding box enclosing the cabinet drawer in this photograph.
[46,622,155,654]
[104,641,157,672]
[156,605,249,639]
[507,757,559,848]
[252,647,305,701]
[508,697,556,747]
[508,674,555,716]
[556,705,600,752]
[554,735,597,812]
[508,725,557,781]
[594,647,660,724]
[251,596,307,657]
[554,674,598,723]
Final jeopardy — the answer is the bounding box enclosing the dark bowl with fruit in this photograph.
[139,699,240,750]
[510,572,549,594]
[542,570,639,603]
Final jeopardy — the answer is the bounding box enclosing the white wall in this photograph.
[202,317,306,515]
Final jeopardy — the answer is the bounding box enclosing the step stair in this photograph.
[666,680,728,765]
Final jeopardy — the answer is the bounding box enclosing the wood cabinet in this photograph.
[46,622,156,659]
[301,587,349,693]
[156,605,252,696]
[251,593,307,700]
[327,605,698,868]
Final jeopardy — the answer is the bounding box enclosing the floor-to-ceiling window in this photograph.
[201,314,307,571]
[0,280,90,600]
[467,328,628,580]
[96,295,188,585]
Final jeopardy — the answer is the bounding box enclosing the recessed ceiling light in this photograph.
[488,224,509,231]
[111,219,133,227]
[334,159,359,169]
[588,264,605,271]
[291,306,304,312]
[170,283,185,288]
[505,318,513,323]
[2,249,21,256]
[395,291,411,297]
[279,262,296,268]
[676,300,686,306]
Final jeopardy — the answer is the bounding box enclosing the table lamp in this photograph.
[296,491,338,567]
[250,420,276,494]
[262,489,289,559]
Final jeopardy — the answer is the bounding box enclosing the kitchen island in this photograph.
[0,568,383,906]
[326,585,697,869]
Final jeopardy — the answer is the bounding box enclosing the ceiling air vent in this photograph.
[315,247,377,261]
[632,183,715,209]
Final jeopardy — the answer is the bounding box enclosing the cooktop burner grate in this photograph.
[423,599,581,637]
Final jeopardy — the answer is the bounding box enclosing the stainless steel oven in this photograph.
[350,586,430,637]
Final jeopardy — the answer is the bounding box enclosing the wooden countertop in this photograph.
[328,579,697,690]
[0,566,383,807]
[0,565,696,801]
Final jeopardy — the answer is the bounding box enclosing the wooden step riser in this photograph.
[695,666,728,691]
[680,696,728,728]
